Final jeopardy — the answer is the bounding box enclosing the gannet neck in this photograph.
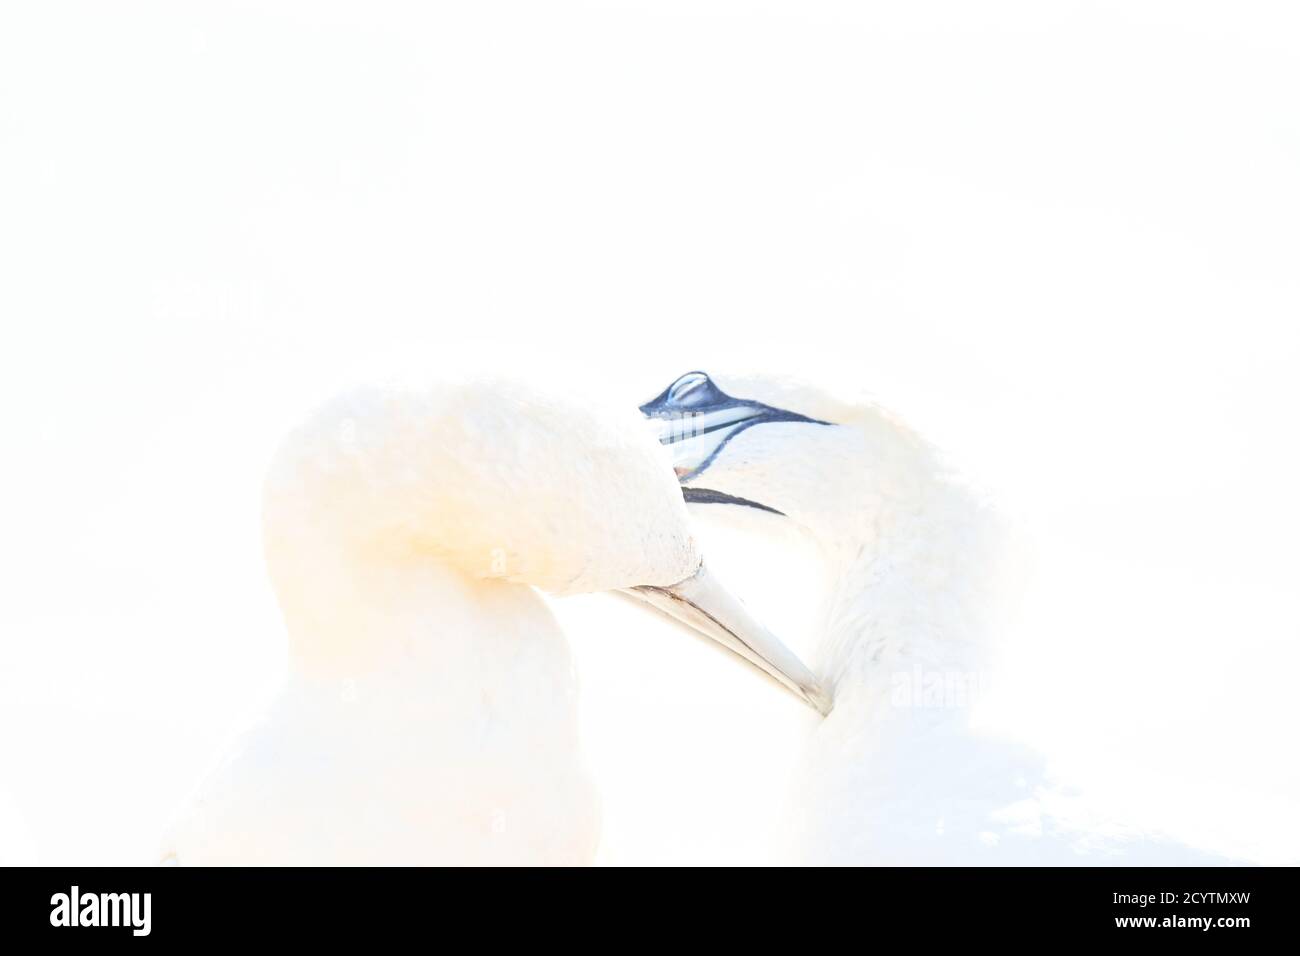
[799,418,1012,719]
[162,552,599,864]
[779,414,1018,865]
[815,478,1006,717]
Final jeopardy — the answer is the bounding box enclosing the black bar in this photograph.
[1,866,1293,944]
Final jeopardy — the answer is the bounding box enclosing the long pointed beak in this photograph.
[622,562,833,716]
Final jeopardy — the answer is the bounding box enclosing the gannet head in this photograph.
[640,371,933,556]
[264,377,830,713]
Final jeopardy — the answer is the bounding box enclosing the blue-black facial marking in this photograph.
[640,371,834,513]
[681,486,786,515]
[641,371,824,429]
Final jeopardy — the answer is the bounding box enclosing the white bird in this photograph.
[162,377,827,865]
[642,370,1238,865]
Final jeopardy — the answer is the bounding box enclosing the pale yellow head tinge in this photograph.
[262,377,702,602]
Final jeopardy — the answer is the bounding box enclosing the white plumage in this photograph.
[163,367,1239,866]
[163,378,701,865]
[669,373,1239,864]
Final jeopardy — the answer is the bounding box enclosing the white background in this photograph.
[2,1,1297,864]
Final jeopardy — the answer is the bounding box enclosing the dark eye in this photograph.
[668,371,710,403]
[640,371,736,418]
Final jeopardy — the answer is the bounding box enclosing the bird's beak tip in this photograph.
[624,562,830,716]
[806,685,835,717]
